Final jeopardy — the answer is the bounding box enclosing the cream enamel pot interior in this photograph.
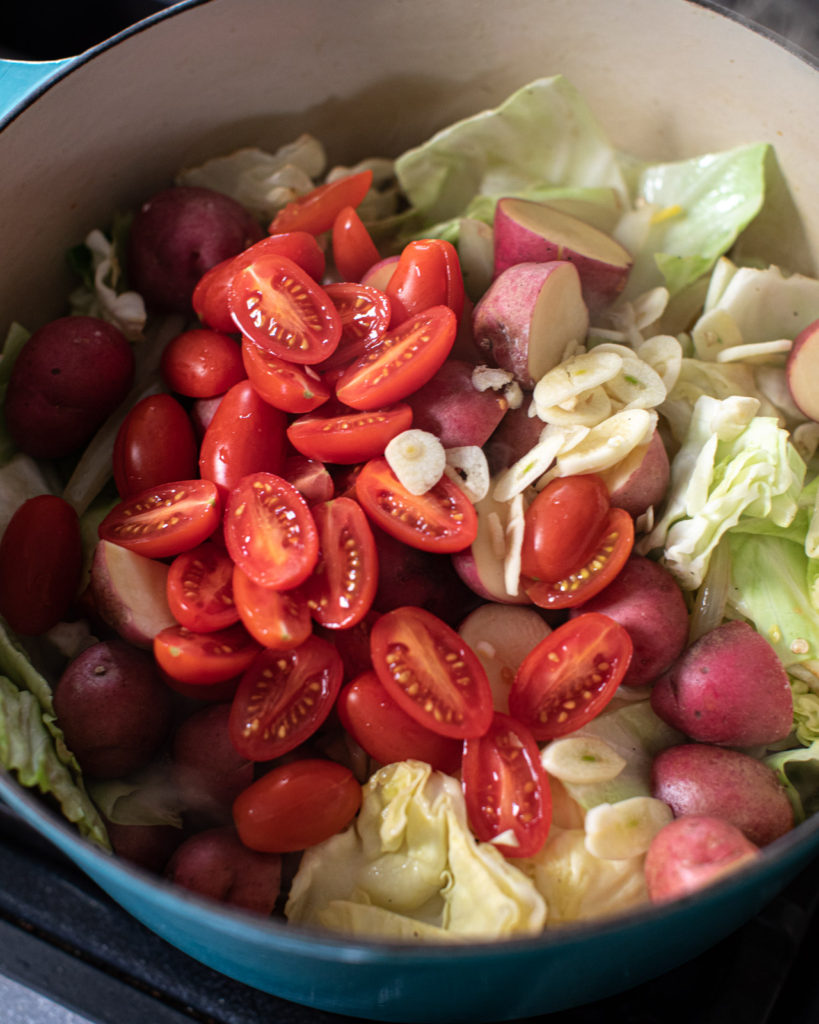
[2,1,819,1020]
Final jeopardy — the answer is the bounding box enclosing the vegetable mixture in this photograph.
[1,75,819,941]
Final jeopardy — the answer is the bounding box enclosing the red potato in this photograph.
[786,318,819,422]
[54,640,173,779]
[4,316,135,459]
[360,255,399,291]
[569,554,688,687]
[405,359,508,448]
[128,186,263,313]
[165,827,282,914]
[650,620,793,747]
[652,744,793,846]
[89,539,177,648]
[484,402,545,474]
[104,819,185,874]
[599,429,670,517]
[493,197,633,312]
[644,814,759,904]
[472,261,589,390]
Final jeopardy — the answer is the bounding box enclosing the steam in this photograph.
[717,0,819,58]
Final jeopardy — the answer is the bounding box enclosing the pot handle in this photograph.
[0,58,73,123]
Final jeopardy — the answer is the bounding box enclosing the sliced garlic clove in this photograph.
[540,736,627,785]
[603,354,667,410]
[584,797,673,860]
[503,492,526,597]
[492,431,565,503]
[636,334,683,392]
[554,409,657,476]
[532,350,623,414]
[444,445,490,503]
[536,387,612,427]
[385,429,446,495]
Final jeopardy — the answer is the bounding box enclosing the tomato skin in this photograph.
[99,480,221,559]
[232,565,312,649]
[160,328,246,398]
[233,758,362,853]
[332,205,381,282]
[524,507,635,609]
[268,170,373,236]
[240,336,330,414]
[224,472,319,590]
[355,457,478,554]
[462,712,552,858]
[369,606,493,739]
[0,495,83,635]
[166,541,238,633]
[334,305,457,411]
[318,282,391,372]
[287,404,413,465]
[113,394,199,499]
[198,380,288,501]
[520,475,611,582]
[228,635,344,761]
[509,612,633,741]
[154,621,262,685]
[385,238,465,327]
[300,497,378,629]
[337,671,462,773]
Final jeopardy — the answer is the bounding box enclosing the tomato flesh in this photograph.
[232,565,312,649]
[319,282,391,372]
[166,541,238,633]
[287,404,412,465]
[509,612,633,740]
[241,336,331,414]
[369,606,493,739]
[268,170,373,236]
[154,621,261,685]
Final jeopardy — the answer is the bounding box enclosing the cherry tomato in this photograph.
[318,282,391,372]
[281,454,334,504]
[233,758,362,853]
[99,480,221,559]
[224,471,319,590]
[385,238,465,327]
[193,232,327,333]
[369,606,493,739]
[509,612,633,741]
[154,621,262,685]
[166,541,238,633]
[0,495,82,635]
[240,336,330,414]
[524,507,635,609]
[113,393,199,499]
[198,380,287,501]
[228,635,344,760]
[160,328,245,398]
[158,666,240,703]
[300,497,377,629]
[232,565,312,649]
[520,475,611,582]
[332,205,381,282]
[334,305,456,411]
[355,456,478,553]
[337,671,462,773]
[268,170,373,236]
[462,712,552,858]
[287,403,412,465]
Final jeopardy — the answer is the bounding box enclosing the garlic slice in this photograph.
[532,350,622,415]
[584,797,673,860]
[540,736,627,785]
[554,409,657,476]
[385,429,446,495]
[444,446,490,503]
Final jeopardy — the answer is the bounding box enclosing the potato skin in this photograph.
[652,744,793,846]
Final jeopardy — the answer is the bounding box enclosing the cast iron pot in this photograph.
[1,2,819,1020]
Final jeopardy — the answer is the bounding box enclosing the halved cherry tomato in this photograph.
[355,456,478,553]
[300,497,378,629]
[233,758,362,853]
[228,634,344,761]
[337,670,462,773]
[462,712,552,858]
[385,238,465,327]
[160,328,246,398]
[281,454,334,504]
[369,606,493,739]
[287,403,412,465]
[198,380,288,501]
[232,564,312,649]
[154,621,261,685]
[240,336,330,414]
[509,612,633,741]
[524,507,635,609]
[520,475,611,582]
[224,471,319,590]
[318,282,391,372]
[0,495,82,636]
[193,232,327,333]
[166,541,238,633]
[157,666,240,703]
[334,305,456,411]
[113,394,199,499]
[229,253,342,365]
[268,170,373,236]
[332,205,381,282]
[99,480,221,559]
